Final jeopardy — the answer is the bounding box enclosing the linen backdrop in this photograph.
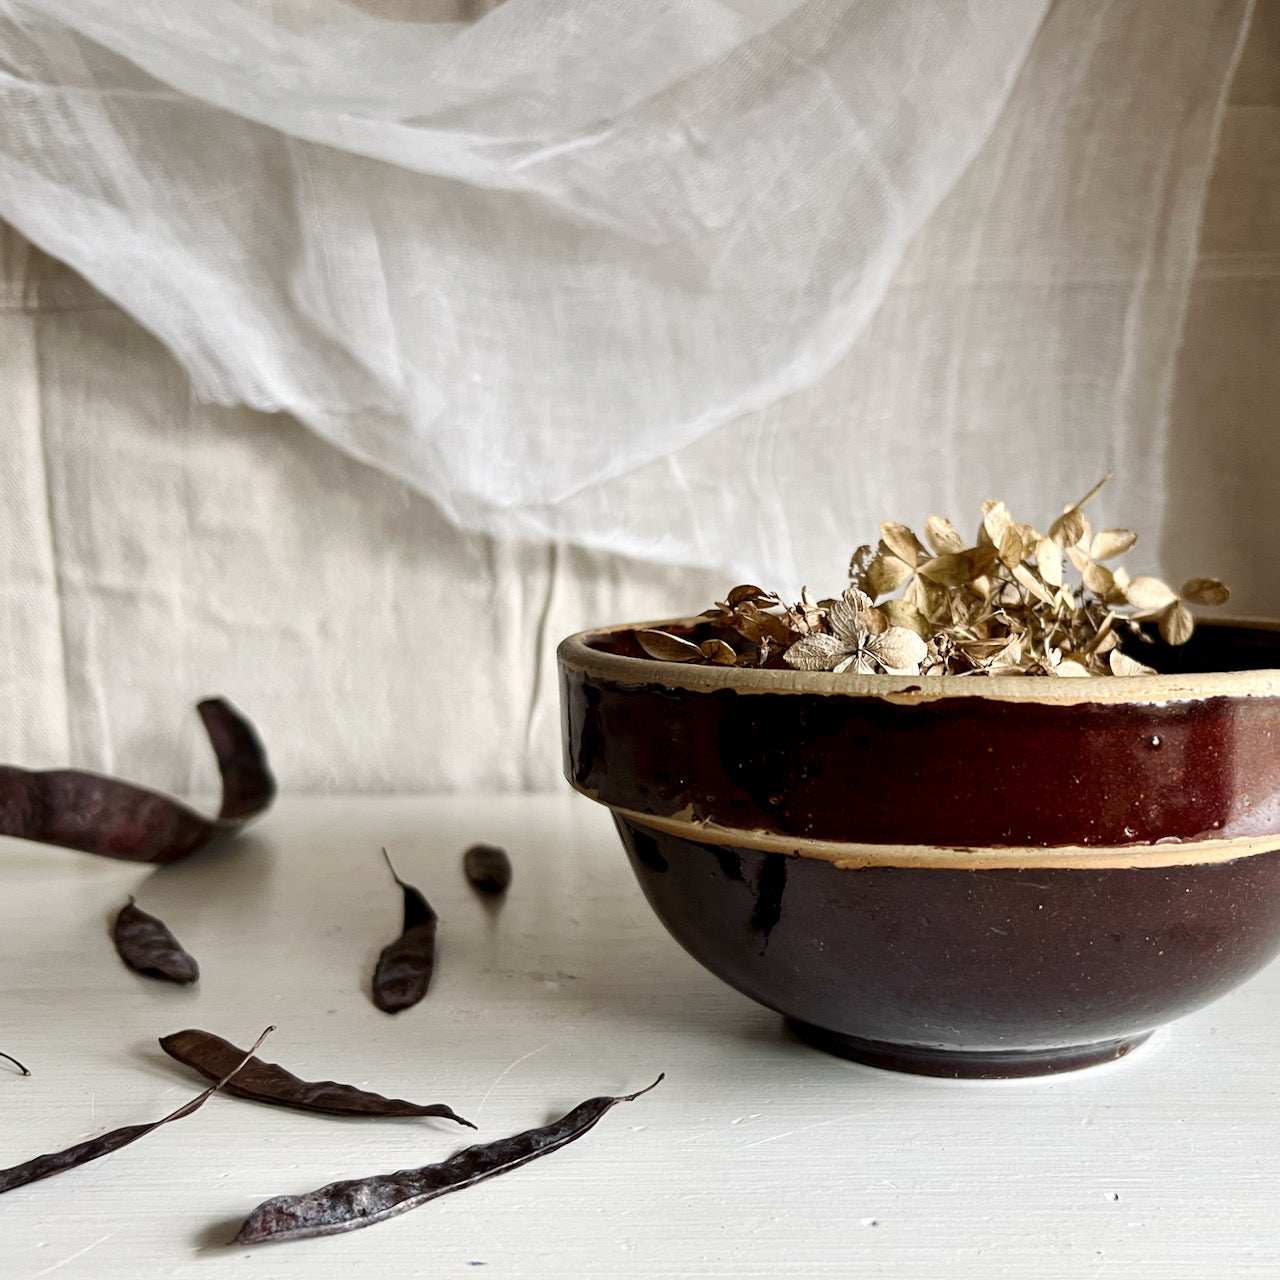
[0,0,1276,793]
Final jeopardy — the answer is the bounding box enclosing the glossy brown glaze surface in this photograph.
[563,662,1280,850]
[568,619,1280,849]
[561,619,1280,1074]
[617,817,1280,1069]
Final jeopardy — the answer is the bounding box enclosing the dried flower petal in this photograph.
[1054,659,1093,677]
[987,634,1025,671]
[866,552,913,598]
[783,634,849,672]
[862,605,889,638]
[1075,513,1094,553]
[1159,601,1195,646]
[1035,538,1063,587]
[735,601,793,647]
[784,588,824,637]
[981,500,1015,548]
[1013,562,1055,605]
[1181,577,1230,607]
[699,639,738,666]
[918,547,998,587]
[826,587,877,647]
[1091,528,1138,561]
[1082,561,1115,597]
[1125,577,1178,612]
[904,574,941,620]
[725,585,770,607]
[1049,508,1087,548]
[879,522,924,568]
[1110,650,1156,676]
[636,630,704,662]
[880,598,930,638]
[924,515,966,555]
[998,525,1031,570]
[867,627,927,673]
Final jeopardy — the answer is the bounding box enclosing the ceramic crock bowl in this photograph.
[559,617,1280,1078]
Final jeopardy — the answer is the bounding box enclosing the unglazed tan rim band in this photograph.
[559,616,1280,707]
[592,794,1280,871]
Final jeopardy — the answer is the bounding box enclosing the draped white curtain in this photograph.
[0,0,1255,594]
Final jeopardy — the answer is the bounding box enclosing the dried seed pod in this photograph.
[0,698,273,864]
[372,850,437,1014]
[232,1075,663,1246]
[0,1053,30,1077]
[0,1027,272,1195]
[112,898,199,985]
[160,1029,473,1126]
[462,844,512,896]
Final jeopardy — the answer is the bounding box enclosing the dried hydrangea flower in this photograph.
[631,476,1230,677]
[783,588,927,675]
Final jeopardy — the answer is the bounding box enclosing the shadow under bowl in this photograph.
[560,617,1280,1078]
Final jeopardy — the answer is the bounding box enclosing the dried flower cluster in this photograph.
[636,479,1230,677]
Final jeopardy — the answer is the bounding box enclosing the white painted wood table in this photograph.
[3,793,1280,1278]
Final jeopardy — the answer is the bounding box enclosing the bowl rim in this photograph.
[558,615,1280,706]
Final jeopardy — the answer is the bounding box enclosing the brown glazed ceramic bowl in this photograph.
[559,617,1280,1078]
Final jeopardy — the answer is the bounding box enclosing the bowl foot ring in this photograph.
[786,1021,1152,1079]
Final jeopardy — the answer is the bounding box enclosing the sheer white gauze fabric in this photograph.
[0,1,1252,590]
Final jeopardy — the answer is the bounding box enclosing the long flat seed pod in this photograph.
[113,898,200,985]
[372,850,437,1014]
[233,1075,663,1246]
[0,698,274,864]
[159,1029,473,1128]
[462,843,512,896]
[0,1027,273,1195]
[0,1052,29,1076]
